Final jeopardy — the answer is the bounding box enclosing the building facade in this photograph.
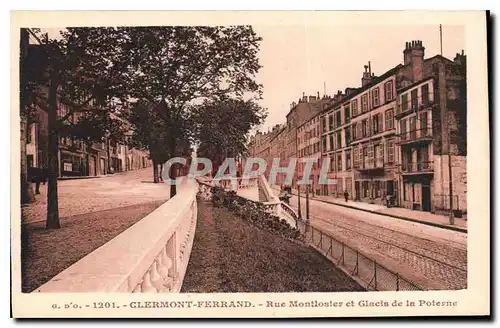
[251,39,467,216]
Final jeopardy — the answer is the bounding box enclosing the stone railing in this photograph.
[215,176,258,191]
[34,184,198,293]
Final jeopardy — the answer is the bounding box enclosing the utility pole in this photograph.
[439,24,443,56]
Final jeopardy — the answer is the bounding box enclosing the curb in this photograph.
[283,189,467,233]
[58,176,103,181]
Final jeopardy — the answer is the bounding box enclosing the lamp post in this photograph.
[297,185,302,220]
[306,185,310,223]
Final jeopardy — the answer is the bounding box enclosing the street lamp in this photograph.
[297,185,302,220]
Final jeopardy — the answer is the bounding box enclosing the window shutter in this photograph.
[379,115,383,132]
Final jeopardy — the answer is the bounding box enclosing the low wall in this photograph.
[34,184,198,293]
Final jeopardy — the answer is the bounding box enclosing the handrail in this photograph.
[34,184,198,293]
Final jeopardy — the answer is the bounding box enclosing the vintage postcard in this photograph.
[11,11,490,318]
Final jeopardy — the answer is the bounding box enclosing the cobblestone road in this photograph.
[21,168,171,224]
[285,193,467,290]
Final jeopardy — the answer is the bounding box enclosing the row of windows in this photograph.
[321,80,395,133]
[295,141,395,175]
[298,141,321,157]
[400,83,432,112]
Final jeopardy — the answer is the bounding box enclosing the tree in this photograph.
[121,26,262,197]
[193,96,267,175]
[26,28,128,229]
[128,100,170,183]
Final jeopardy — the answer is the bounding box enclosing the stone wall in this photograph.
[432,155,467,213]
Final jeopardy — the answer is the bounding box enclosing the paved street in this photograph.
[287,192,467,290]
[21,168,171,224]
[236,186,467,290]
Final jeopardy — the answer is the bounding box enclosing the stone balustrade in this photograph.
[34,184,198,293]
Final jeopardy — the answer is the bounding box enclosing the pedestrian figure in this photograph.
[386,194,392,208]
[344,190,349,202]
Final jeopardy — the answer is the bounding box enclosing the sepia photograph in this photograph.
[11,10,489,318]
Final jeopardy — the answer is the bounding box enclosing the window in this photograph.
[401,94,409,111]
[367,143,374,168]
[362,119,368,138]
[400,118,407,140]
[330,157,336,172]
[411,89,418,110]
[322,136,327,152]
[353,147,359,168]
[345,126,351,146]
[420,111,428,136]
[384,81,394,102]
[361,94,368,112]
[387,139,395,163]
[337,133,342,149]
[346,150,351,170]
[26,124,32,144]
[410,116,417,139]
[362,146,368,167]
[329,134,334,151]
[372,87,380,107]
[352,123,357,140]
[357,123,362,141]
[321,117,326,132]
[336,111,342,127]
[422,83,430,105]
[329,115,334,131]
[385,109,394,130]
[337,153,342,171]
[345,105,351,123]
[351,99,358,116]
[373,114,381,134]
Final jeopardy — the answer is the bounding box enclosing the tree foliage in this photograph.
[122,26,263,195]
[193,96,267,174]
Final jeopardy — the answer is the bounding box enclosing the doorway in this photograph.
[422,184,431,212]
[355,181,360,200]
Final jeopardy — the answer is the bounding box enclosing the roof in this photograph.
[322,64,404,114]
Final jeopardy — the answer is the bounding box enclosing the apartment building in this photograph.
[395,43,467,214]
[297,113,322,194]
[21,29,152,178]
[317,40,466,214]
[286,93,331,188]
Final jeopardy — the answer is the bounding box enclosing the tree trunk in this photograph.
[152,159,159,183]
[46,83,60,229]
[20,114,34,205]
[159,163,164,182]
[169,138,177,198]
[106,137,111,174]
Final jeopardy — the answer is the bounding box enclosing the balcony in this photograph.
[400,161,434,175]
[356,160,385,172]
[395,95,436,118]
[397,128,433,145]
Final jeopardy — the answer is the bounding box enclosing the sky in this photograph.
[252,24,465,131]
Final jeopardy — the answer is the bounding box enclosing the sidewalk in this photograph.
[272,186,467,233]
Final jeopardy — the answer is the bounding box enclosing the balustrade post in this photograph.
[166,232,180,281]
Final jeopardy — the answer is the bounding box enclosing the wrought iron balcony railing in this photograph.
[398,128,433,143]
[401,161,434,173]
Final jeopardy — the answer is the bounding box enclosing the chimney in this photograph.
[302,92,307,102]
[403,40,425,82]
[454,50,466,66]
[317,91,320,99]
[362,62,373,87]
